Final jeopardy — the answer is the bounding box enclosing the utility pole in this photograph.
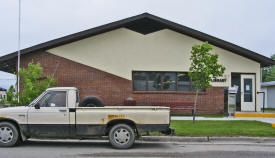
[17,0,21,103]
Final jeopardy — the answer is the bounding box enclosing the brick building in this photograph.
[0,13,274,114]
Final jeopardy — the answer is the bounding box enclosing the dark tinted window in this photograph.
[148,72,162,91]
[163,72,176,91]
[133,72,147,91]
[177,72,191,91]
[244,79,252,102]
[132,71,194,91]
[76,90,80,104]
[36,91,67,107]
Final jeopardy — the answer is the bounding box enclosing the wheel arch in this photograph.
[105,119,137,135]
[0,118,27,141]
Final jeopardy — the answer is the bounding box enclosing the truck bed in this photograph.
[75,106,170,125]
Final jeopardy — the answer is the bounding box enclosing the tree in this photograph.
[18,62,56,105]
[6,86,18,106]
[1,62,56,106]
[188,42,226,123]
[0,85,18,107]
[262,54,275,82]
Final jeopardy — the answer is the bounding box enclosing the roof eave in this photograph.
[0,12,274,73]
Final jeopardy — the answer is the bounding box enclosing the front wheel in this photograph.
[0,122,20,147]
[108,124,135,149]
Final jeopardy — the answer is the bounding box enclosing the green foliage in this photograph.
[6,85,15,102]
[0,97,4,105]
[148,120,275,137]
[170,120,275,137]
[19,62,56,105]
[188,42,226,90]
[152,73,162,90]
[1,62,56,106]
[188,42,225,123]
[262,54,275,82]
[0,86,18,107]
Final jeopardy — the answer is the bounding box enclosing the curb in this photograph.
[140,136,275,143]
[140,136,208,142]
[28,136,275,144]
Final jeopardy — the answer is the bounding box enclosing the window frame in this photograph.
[34,90,68,108]
[132,71,194,92]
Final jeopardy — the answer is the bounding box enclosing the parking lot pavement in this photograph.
[1,139,275,158]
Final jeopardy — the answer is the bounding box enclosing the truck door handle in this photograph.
[18,114,26,117]
[59,109,67,112]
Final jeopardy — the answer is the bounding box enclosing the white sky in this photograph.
[0,0,275,89]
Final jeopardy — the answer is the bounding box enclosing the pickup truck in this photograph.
[0,87,173,149]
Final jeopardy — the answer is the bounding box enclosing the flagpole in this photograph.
[17,0,21,103]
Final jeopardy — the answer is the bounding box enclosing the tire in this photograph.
[0,122,20,147]
[79,96,104,107]
[108,124,135,149]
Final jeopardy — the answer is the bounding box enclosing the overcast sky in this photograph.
[0,0,275,89]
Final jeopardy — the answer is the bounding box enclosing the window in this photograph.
[148,72,162,91]
[162,72,176,91]
[177,72,193,91]
[36,91,67,107]
[76,90,80,104]
[132,71,194,91]
[133,72,147,91]
[243,78,252,102]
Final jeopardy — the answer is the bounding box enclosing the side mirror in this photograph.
[35,103,40,109]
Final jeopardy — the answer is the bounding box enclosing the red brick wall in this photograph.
[20,51,225,114]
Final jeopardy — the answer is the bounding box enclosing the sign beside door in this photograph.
[240,74,255,111]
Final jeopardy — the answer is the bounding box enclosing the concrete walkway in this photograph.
[171,116,275,124]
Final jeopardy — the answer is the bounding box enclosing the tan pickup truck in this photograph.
[0,87,173,149]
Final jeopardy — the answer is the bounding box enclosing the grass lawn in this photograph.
[262,108,275,112]
[150,120,275,137]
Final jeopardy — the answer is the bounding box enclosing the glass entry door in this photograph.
[240,74,255,111]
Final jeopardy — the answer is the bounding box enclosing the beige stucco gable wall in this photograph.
[48,28,261,111]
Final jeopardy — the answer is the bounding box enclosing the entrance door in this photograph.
[240,74,255,111]
[27,91,70,138]
[231,74,241,111]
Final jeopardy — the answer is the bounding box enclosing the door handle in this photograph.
[59,109,67,112]
[18,114,26,117]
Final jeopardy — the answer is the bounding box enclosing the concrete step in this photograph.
[234,112,275,118]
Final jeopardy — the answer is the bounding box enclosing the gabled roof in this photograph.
[0,13,274,73]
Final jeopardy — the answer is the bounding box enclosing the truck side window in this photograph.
[36,91,67,107]
[76,91,80,104]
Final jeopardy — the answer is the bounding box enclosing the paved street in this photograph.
[1,139,275,158]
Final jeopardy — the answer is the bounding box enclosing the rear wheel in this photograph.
[0,122,19,147]
[108,124,135,149]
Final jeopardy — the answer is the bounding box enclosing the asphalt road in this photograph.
[1,139,275,158]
